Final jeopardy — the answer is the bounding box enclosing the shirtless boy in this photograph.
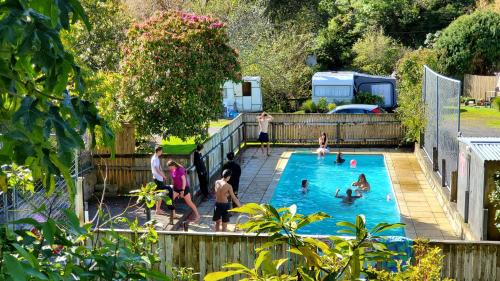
[213,169,241,231]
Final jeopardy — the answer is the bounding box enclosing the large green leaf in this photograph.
[3,254,28,281]
[204,270,244,281]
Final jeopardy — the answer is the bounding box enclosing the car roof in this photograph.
[333,104,378,111]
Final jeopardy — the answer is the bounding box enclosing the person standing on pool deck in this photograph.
[213,169,241,232]
[194,144,209,201]
[222,152,241,208]
[167,160,201,222]
[257,112,273,156]
[151,146,175,222]
[335,188,362,204]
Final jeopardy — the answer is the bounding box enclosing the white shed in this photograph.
[222,76,262,113]
[312,72,354,103]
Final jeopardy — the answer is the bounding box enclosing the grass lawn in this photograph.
[460,106,500,129]
[161,120,232,154]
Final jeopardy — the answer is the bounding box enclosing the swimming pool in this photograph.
[270,153,404,236]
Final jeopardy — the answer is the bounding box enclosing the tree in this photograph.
[121,11,240,140]
[435,10,500,76]
[243,23,317,112]
[62,0,131,72]
[315,0,474,69]
[0,0,114,194]
[395,49,438,142]
[352,29,407,75]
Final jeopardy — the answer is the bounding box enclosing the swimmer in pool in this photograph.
[352,173,370,192]
[335,152,345,164]
[335,188,362,204]
[301,179,308,193]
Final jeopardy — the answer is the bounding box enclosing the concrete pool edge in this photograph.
[265,150,458,239]
[187,148,459,240]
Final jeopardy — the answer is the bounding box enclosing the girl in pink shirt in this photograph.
[167,160,200,221]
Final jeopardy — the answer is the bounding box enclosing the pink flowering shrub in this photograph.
[121,11,240,140]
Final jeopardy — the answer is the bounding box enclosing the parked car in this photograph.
[327,104,385,114]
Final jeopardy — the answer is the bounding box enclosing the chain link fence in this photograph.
[422,66,461,189]
[0,151,81,224]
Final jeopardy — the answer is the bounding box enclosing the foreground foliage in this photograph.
[489,171,500,229]
[0,0,114,194]
[121,11,240,140]
[205,204,405,280]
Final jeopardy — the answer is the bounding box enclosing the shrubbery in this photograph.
[301,98,336,113]
[121,11,240,140]
[395,49,438,143]
[493,97,500,111]
[354,92,384,106]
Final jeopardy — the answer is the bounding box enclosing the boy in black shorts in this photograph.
[213,169,241,231]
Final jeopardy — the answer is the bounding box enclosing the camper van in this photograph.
[222,76,263,115]
[311,71,397,109]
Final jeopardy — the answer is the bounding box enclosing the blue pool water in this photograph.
[270,153,404,236]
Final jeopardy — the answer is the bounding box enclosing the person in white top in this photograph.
[151,146,175,222]
[256,112,273,156]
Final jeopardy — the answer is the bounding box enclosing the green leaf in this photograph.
[231,203,263,215]
[204,271,244,281]
[12,244,39,268]
[297,268,315,281]
[337,221,356,229]
[4,254,28,281]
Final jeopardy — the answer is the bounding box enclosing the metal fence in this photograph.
[0,153,80,224]
[422,66,461,189]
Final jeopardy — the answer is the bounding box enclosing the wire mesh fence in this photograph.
[422,66,461,189]
[0,151,82,224]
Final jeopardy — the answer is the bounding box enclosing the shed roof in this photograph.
[459,137,500,161]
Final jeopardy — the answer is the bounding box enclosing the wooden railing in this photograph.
[99,230,500,281]
[90,113,405,193]
[91,115,244,194]
[243,113,404,145]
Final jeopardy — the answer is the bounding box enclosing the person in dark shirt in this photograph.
[222,152,241,208]
[194,144,209,201]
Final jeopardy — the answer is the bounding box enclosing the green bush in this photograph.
[328,103,337,111]
[493,97,500,111]
[301,99,317,113]
[435,10,500,76]
[316,97,329,113]
[395,49,438,143]
[354,92,384,106]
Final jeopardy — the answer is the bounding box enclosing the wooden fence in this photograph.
[99,230,500,281]
[91,115,244,194]
[463,74,498,101]
[91,113,404,193]
[243,113,404,145]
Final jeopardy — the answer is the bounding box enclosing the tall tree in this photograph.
[435,10,500,76]
[352,29,407,75]
[121,11,240,140]
[0,0,113,194]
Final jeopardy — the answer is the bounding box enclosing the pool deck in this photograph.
[187,147,459,240]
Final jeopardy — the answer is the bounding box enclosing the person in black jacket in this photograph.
[194,144,209,201]
[222,152,241,207]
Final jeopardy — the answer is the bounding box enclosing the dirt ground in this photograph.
[88,195,193,231]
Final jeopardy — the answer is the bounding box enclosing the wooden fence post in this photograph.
[450,171,458,202]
